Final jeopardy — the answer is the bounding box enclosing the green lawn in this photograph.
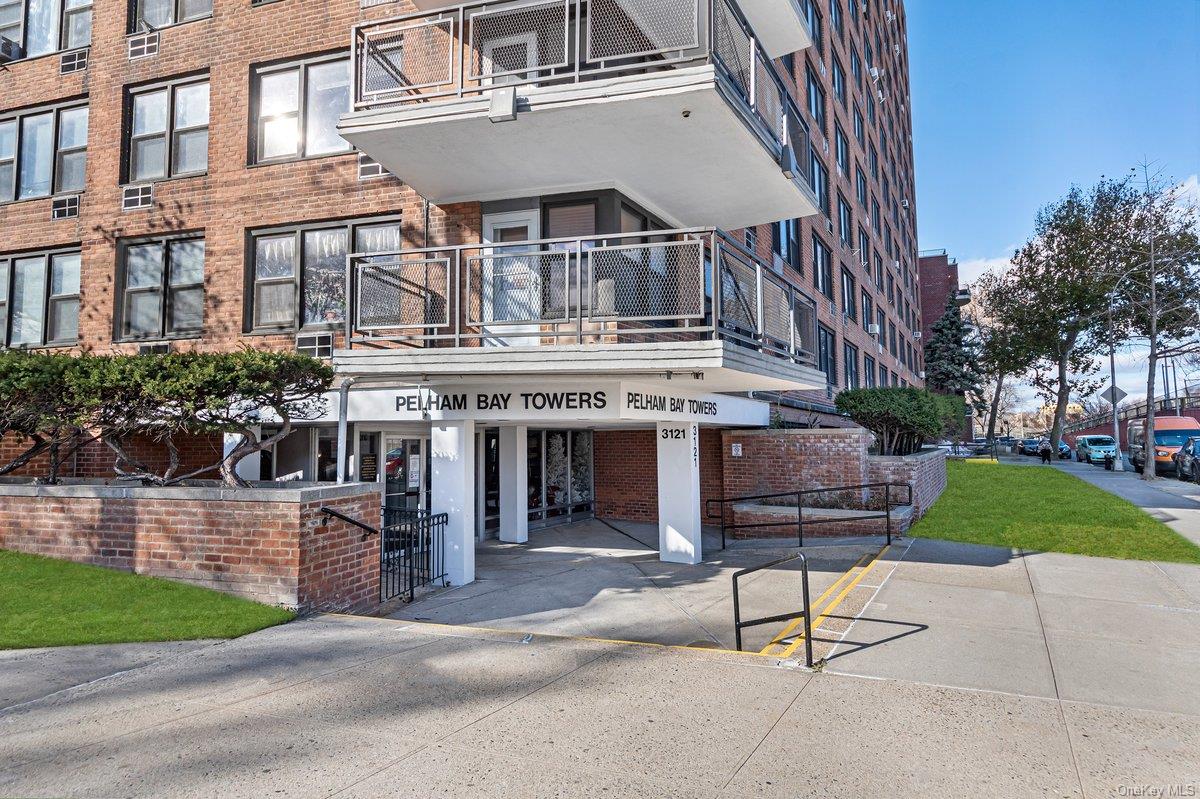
[910,460,1200,563]
[0,550,295,649]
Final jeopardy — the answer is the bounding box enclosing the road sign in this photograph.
[1100,385,1127,406]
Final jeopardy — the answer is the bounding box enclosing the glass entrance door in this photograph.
[527,429,593,527]
[384,435,428,510]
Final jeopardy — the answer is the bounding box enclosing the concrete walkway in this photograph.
[388,519,887,654]
[3,613,1197,798]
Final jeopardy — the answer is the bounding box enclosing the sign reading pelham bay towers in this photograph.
[325,381,768,427]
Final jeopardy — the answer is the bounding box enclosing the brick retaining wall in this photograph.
[0,481,382,612]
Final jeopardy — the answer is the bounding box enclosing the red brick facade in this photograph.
[593,428,726,524]
[0,432,224,480]
[917,251,961,342]
[0,482,382,611]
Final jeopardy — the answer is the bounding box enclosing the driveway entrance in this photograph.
[386,519,886,655]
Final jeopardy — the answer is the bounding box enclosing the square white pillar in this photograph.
[656,422,702,564]
[498,425,529,544]
[431,420,476,586]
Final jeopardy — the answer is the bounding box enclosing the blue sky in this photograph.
[909,0,1200,278]
[907,0,1200,404]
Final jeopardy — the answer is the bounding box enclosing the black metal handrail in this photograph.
[731,552,812,666]
[707,481,914,548]
[319,506,380,541]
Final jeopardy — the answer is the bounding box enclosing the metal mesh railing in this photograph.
[357,258,451,329]
[467,249,571,324]
[587,239,705,321]
[468,0,570,82]
[586,0,699,61]
[351,0,802,160]
[717,246,758,335]
[349,228,817,369]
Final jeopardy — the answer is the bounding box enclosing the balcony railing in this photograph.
[345,228,818,368]
[351,0,810,182]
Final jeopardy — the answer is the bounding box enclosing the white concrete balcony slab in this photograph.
[339,0,818,230]
[336,228,825,392]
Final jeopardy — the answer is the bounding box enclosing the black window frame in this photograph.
[860,288,872,331]
[806,66,826,134]
[0,99,89,204]
[0,246,81,348]
[123,74,210,185]
[840,267,856,320]
[817,323,837,386]
[843,341,859,388]
[251,51,353,166]
[837,193,852,246]
[0,0,92,60]
[812,233,834,302]
[863,353,876,387]
[246,213,403,334]
[130,0,211,33]
[114,232,206,342]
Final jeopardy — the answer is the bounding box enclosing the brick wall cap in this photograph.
[0,480,383,503]
[867,448,947,463]
[733,502,915,521]
[726,427,869,437]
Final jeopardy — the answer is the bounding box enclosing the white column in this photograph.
[224,428,261,481]
[431,420,476,586]
[498,425,529,543]
[656,422,702,564]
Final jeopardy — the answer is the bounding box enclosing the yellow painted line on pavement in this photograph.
[778,544,891,660]
[757,552,871,655]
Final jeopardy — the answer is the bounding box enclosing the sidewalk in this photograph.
[1051,458,1200,547]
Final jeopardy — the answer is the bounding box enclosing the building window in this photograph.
[856,165,868,206]
[117,236,204,340]
[887,270,895,305]
[817,323,836,386]
[870,142,879,178]
[864,354,876,387]
[810,151,829,217]
[879,362,889,387]
[253,54,351,163]
[832,57,846,107]
[873,252,883,287]
[840,267,855,320]
[772,218,801,273]
[871,197,881,232]
[0,102,87,202]
[132,0,210,30]
[829,0,843,39]
[860,289,872,331]
[843,342,859,388]
[812,234,833,301]
[0,0,91,58]
[249,216,401,332]
[835,125,849,175]
[126,78,209,183]
[837,194,852,246]
[806,67,825,134]
[853,105,864,145]
[0,248,79,347]
[743,226,757,253]
[850,47,861,87]
[805,2,822,54]
[888,320,897,356]
[857,227,869,268]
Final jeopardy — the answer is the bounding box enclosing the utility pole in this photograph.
[1107,294,1124,471]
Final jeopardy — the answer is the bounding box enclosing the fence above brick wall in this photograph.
[0,480,383,613]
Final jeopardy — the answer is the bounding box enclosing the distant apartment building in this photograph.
[917,248,970,341]
[0,0,921,583]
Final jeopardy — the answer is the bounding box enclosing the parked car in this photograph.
[1174,436,1200,482]
[1129,416,1200,474]
[1076,435,1119,465]
[1019,437,1042,456]
[1057,441,1071,460]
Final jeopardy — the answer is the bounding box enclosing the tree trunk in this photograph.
[1145,350,1158,481]
[0,435,48,476]
[986,373,1006,445]
[1049,348,1072,450]
[220,418,294,488]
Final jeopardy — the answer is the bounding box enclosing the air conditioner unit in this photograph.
[138,343,171,355]
[0,36,23,63]
[876,343,884,354]
[893,259,900,269]
[868,323,880,335]
[918,370,926,379]
[886,10,896,22]
[877,89,887,103]
[901,198,910,209]
[912,331,922,340]
[893,43,901,54]
[869,66,883,81]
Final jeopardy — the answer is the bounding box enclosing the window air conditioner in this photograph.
[868,323,880,335]
[912,331,922,340]
[918,370,926,379]
[869,66,883,81]
[901,198,910,209]
[0,36,23,63]
[886,10,896,22]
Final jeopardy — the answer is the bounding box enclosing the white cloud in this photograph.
[1177,173,1199,207]
[956,244,1020,285]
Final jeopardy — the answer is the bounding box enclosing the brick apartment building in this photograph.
[0,0,924,585]
[917,247,969,341]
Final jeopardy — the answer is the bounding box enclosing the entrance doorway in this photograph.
[383,435,430,510]
[527,429,594,528]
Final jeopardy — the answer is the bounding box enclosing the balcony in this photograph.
[336,228,825,392]
[339,0,819,231]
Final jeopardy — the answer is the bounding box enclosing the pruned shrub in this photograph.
[0,350,333,487]
[834,387,944,455]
